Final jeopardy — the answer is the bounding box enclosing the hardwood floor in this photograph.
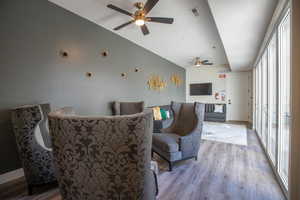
[1,130,285,200]
[155,130,285,200]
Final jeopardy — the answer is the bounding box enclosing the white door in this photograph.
[226,72,250,121]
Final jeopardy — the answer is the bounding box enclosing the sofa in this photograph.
[151,103,226,134]
[111,101,144,115]
[149,105,173,133]
[204,103,226,122]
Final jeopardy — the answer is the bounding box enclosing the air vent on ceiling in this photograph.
[192,8,200,17]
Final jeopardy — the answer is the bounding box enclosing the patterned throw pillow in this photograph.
[152,107,162,120]
[165,110,170,119]
[160,109,167,120]
[214,105,224,113]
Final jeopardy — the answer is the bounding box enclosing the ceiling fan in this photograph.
[194,57,214,67]
[107,0,174,35]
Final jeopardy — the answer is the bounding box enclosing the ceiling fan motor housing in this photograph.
[134,2,144,9]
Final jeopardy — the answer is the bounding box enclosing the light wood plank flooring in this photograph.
[1,130,285,200]
[155,130,285,200]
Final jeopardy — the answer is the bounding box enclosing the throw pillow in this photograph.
[165,110,170,119]
[214,105,224,113]
[152,107,162,120]
[160,109,167,120]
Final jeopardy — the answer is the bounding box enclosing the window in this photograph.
[261,52,268,148]
[278,11,291,187]
[267,33,278,164]
[253,10,290,190]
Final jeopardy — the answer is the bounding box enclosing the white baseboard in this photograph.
[0,168,24,185]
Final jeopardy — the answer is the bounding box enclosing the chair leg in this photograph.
[168,161,173,172]
[28,184,33,195]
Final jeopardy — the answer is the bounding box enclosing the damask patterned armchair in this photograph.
[11,104,56,195]
[152,102,205,171]
[48,107,158,200]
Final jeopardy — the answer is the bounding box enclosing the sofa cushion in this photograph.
[119,102,144,115]
[152,133,180,153]
[214,105,224,113]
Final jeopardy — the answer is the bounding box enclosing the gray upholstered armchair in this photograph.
[48,107,158,200]
[152,102,205,171]
[111,101,144,115]
[11,104,56,194]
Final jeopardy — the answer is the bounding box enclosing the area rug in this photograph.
[202,122,248,146]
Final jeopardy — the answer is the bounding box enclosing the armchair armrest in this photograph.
[144,168,159,199]
[179,123,203,158]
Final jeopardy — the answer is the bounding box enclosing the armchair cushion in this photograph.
[153,133,180,153]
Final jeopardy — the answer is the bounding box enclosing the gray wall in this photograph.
[0,0,185,174]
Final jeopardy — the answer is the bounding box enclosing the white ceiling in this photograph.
[48,0,229,69]
[48,0,277,71]
[207,0,278,71]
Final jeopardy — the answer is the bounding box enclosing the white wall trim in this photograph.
[0,168,24,185]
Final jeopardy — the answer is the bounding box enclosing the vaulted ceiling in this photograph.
[49,0,278,71]
[207,0,278,71]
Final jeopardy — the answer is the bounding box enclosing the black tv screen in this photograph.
[190,83,212,96]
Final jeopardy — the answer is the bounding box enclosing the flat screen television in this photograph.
[190,83,212,96]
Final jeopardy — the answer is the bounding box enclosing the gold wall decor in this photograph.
[147,75,167,91]
[170,74,183,87]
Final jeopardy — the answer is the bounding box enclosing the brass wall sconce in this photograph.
[59,50,69,58]
[121,72,127,78]
[134,67,142,72]
[86,72,93,78]
[101,50,109,57]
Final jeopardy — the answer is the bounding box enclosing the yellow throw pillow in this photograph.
[152,107,162,120]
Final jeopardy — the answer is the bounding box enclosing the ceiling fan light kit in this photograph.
[194,57,214,67]
[107,0,174,36]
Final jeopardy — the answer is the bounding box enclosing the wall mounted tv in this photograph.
[190,83,212,96]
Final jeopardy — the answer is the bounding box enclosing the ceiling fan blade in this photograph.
[143,0,159,15]
[147,17,174,24]
[113,20,134,30]
[204,63,214,65]
[141,24,150,35]
[107,4,133,17]
[202,60,209,63]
